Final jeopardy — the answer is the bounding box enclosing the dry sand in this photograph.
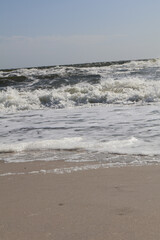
[1,161,160,240]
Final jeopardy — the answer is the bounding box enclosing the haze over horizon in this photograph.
[1,0,160,69]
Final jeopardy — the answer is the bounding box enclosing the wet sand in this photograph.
[1,161,160,240]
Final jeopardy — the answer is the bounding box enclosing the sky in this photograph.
[0,0,160,69]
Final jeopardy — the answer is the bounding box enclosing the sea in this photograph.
[1,58,160,173]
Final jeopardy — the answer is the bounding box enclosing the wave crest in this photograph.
[0,76,160,112]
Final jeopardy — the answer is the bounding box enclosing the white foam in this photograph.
[0,137,84,153]
[0,88,41,111]
[1,58,160,113]
[1,136,159,159]
[0,161,156,177]
[1,75,160,112]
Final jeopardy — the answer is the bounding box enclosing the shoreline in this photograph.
[1,162,160,239]
[1,158,159,177]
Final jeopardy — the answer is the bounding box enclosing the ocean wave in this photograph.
[0,136,159,158]
[0,137,84,153]
[0,58,160,112]
[0,58,160,87]
[0,76,160,112]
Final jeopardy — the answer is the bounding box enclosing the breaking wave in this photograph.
[0,77,160,112]
[0,58,160,112]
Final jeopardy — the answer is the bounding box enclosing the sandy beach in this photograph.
[1,161,160,240]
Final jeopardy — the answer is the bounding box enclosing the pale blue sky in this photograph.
[0,0,160,69]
